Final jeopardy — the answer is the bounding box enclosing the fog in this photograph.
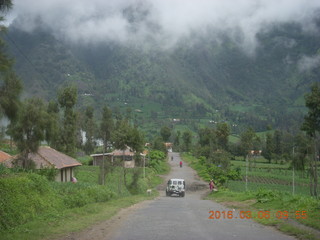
[7,0,320,53]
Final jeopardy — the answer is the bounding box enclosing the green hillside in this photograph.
[4,21,320,134]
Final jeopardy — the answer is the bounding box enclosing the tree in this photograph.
[182,131,192,152]
[0,2,22,122]
[58,85,78,156]
[113,119,144,187]
[239,128,256,159]
[273,130,283,156]
[301,83,320,197]
[173,130,181,151]
[100,105,114,152]
[160,126,171,142]
[83,106,96,155]
[0,0,12,12]
[216,122,230,151]
[0,72,22,122]
[11,98,47,168]
[263,132,274,164]
[45,100,60,148]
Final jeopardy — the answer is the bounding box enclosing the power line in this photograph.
[3,30,40,73]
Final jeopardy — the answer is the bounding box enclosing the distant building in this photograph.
[0,150,12,167]
[9,146,82,182]
[91,146,137,168]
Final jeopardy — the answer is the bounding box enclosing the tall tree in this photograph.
[45,100,60,148]
[263,132,274,164]
[0,0,12,12]
[11,98,47,168]
[173,130,181,151]
[0,2,22,122]
[58,85,78,156]
[216,122,230,151]
[301,83,320,197]
[100,105,114,152]
[160,126,171,142]
[182,131,192,152]
[273,130,283,156]
[239,128,256,160]
[83,106,96,154]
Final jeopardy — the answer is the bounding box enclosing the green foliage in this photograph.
[239,128,256,158]
[36,167,58,181]
[0,72,22,121]
[57,85,78,156]
[182,130,192,152]
[152,136,167,153]
[99,105,114,150]
[148,150,167,173]
[10,98,47,167]
[0,174,63,230]
[255,188,279,203]
[52,182,115,208]
[160,126,171,142]
[83,106,96,155]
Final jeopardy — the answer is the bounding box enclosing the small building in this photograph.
[90,153,113,166]
[91,147,137,168]
[0,150,12,167]
[19,146,81,182]
[112,148,135,168]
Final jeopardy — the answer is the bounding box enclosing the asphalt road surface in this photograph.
[109,152,296,240]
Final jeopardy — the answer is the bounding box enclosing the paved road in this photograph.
[110,152,296,240]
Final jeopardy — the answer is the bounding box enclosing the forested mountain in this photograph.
[3,19,320,133]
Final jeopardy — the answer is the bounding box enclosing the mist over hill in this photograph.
[3,0,320,133]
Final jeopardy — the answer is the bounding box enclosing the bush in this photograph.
[255,188,280,203]
[51,182,116,208]
[0,174,63,230]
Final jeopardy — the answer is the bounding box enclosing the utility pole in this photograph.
[292,146,295,195]
[245,154,248,191]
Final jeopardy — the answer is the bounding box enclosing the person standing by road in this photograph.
[179,161,183,168]
[209,179,215,191]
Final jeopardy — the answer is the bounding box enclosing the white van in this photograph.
[166,178,185,197]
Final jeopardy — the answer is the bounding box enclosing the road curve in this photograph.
[109,152,296,240]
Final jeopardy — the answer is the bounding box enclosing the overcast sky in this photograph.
[6,0,320,53]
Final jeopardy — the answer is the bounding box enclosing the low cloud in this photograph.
[7,0,320,52]
[298,54,320,72]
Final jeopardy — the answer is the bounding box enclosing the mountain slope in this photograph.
[4,21,320,132]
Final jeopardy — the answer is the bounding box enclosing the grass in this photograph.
[0,194,156,240]
[206,190,320,240]
[182,153,320,239]
[1,153,169,239]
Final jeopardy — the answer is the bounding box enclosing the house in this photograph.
[164,142,173,152]
[90,153,113,166]
[91,147,137,168]
[24,146,81,182]
[0,150,12,167]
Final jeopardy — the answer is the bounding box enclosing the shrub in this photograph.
[0,174,63,230]
[255,188,280,203]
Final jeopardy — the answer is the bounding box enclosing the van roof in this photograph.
[169,178,185,181]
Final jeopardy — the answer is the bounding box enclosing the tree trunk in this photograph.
[310,161,314,196]
[313,137,318,197]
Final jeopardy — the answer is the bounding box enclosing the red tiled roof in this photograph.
[0,151,11,163]
[27,146,82,169]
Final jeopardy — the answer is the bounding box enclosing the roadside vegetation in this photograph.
[182,153,320,240]
[0,150,169,240]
